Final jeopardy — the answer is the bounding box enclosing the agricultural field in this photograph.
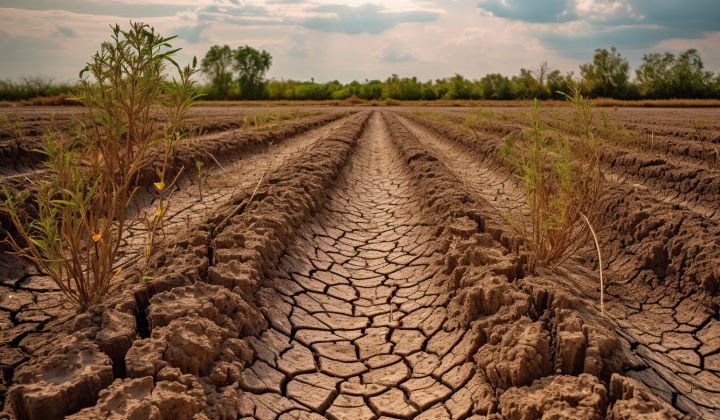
[1,102,719,420]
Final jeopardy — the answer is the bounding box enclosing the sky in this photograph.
[1,0,719,84]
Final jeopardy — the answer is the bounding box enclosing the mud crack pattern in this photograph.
[2,107,715,420]
[235,113,475,420]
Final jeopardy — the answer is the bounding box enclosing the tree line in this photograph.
[199,45,720,101]
[1,45,718,102]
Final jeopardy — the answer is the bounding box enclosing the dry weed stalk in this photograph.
[2,22,199,310]
[581,213,604,314]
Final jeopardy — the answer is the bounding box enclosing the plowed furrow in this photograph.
[394,114,527,217]
[433,109,720,220]
[116,115,353,268]
[5,107,720,420]
[237,112,476,419]
[395,110,720,418]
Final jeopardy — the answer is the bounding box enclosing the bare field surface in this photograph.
[1,105,719,419]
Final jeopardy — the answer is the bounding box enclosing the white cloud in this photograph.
[372,44,419,62]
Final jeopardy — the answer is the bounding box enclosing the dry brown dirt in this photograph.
[0,105,718,420]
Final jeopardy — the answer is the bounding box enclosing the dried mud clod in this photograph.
[8,336,113,420]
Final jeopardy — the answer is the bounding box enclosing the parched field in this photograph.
[0,105,719,419]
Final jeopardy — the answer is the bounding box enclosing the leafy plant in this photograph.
[2,22,199,310]
[501,86,604,272]
[194,160,211,202]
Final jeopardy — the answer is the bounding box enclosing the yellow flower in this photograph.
[154,181,165,191]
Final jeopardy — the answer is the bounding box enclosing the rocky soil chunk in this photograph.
[8,336,113,420]
[498,374,607,420]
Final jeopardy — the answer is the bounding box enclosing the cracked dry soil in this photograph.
[0,107,718,420]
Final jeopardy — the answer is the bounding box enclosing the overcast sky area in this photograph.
[1,0,719,84]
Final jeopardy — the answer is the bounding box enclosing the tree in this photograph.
[580,47,631,98]
[512,68,549,100]
[635,52,675,99]
[546,69,575,99]
[529,61,554,85]
[479,73,514,100]
[636,49,715,99]
[234,46,273,100]
[200,45,234,99]
[671,49,715,99]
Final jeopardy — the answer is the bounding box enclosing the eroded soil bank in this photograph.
[0,106,716,419]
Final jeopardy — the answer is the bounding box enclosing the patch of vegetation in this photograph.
[501,87,604,272]
[0,75,77,102]
[240,109,320,131]
[2,22,199,310]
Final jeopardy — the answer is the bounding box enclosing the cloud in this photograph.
[171,22,212,43]
[266,0,305,3]
[539,25,709,52]
[476,0,578,23]
[374,45,419,62]
[50,24,78,38]
[424,26,446,34]
[0,28,64,50]
[475,0,720,30]
[284,38,310,58]
[192,3,440,35]
[0,0,186,18]
[472,0,720,55]
[294,4,440,35]
[204,5,269,17]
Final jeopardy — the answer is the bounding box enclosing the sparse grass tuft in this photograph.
[240,109,319,131]
[12,120,22,138]
[596,110,645,149]
[501,86,604,272]
[468,107,493,119]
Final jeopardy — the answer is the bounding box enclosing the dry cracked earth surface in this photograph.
[0,105,719,420]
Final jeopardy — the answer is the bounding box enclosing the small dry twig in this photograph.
[581,213,604,315]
